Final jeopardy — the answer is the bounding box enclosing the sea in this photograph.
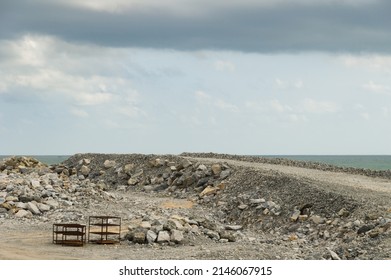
[1,155,391,171]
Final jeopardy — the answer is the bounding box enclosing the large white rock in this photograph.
[80,165,90,176]
[103,160,116,169]
[157,231,170,243]
[26,202,41,215]
[170,229,184,243]
[15,209,32,218]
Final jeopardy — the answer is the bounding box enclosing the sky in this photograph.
[1,0,391,155]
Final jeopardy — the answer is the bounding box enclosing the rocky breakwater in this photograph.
[181,152,391,180]
[0,156,116,222]
[61,153,234,200]
[199,167,391,259]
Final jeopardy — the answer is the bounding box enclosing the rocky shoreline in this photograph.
[1,153,390,259]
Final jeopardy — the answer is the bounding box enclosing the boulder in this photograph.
[80,165,90,176]
[181,159,192,168]
[103,160,116,169]
[170,229,184,243]
[124,163,135,174]
[157,231,171,243]
[211,164,222,175]
[146,230,157,244]
[127,178,139,186]
[220,169,231,179]
[290,209,301,222]
[310,215,326,224]
[26,202,41,215]
[133,230,146,244]
[15,209,32,218]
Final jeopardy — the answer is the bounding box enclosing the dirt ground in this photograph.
[1,156,390,260]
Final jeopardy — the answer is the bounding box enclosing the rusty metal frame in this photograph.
[53,223,86,246]
[88,216,121,244]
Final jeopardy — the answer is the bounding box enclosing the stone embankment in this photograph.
[1,154,390,259]
[181,152,391,179]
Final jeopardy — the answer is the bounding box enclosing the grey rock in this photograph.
[103,160,116,169]
[197,164,207,171]
[127,178,138,186]
[15,209,32,218]
[338,208,350,217]
[37,203,51,212]
[44,199,59,209]
[357,225,374,235]
[290,209,301,222]
[157,231,171,243]
[225,225,243,231]
[211,164,222,175]
[164,219,183,231]
[80,165,90,176]
[328,249,341,260]
[140,221,152,229]
[30,180,40,188]
[219,230,237,242]
[26,202,41,215]
[124,163,135,174]
[238,204,248,210]
[181,159,192,168]
[15,202,27,209]
[133,230,146,244]
[146,230,157,244]
[249,198,265,205]
[310,215,326,224]
[5,196,18,202]
[170,229,184,243]
[206,230,220,240]
[220,169,231,179]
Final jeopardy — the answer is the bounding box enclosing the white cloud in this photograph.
[360,112,370,120]
[382,107,389,118]
[70,108,89,118]
[270,99,292,113]
[302,98,338,113]
[215,99,239,112]
[195,91,212,102]
[275,78,304,90]
[214,60,235,72]
[288,114,308,122]
[195,91,239,113]
[362,81,391,94]
[74,92,113,106]
[341,55,391,73]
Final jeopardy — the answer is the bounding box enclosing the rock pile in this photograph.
[0,156,49,174]
[0,156,115,221]
[2,153,390,259]
[181,152,391,179]
[61,154,233,200]
[125,214,240,245]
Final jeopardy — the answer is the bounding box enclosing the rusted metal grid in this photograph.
[52,223,86,246]
[88,216,121,244]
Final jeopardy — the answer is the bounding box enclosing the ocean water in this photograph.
[261,155,391,171]
[1,155,391,171]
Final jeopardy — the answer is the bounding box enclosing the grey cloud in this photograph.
[1,0,391,53]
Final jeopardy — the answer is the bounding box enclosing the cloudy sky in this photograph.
[1,0,391,155]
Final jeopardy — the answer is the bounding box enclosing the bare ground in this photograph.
[1,156,390,260]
